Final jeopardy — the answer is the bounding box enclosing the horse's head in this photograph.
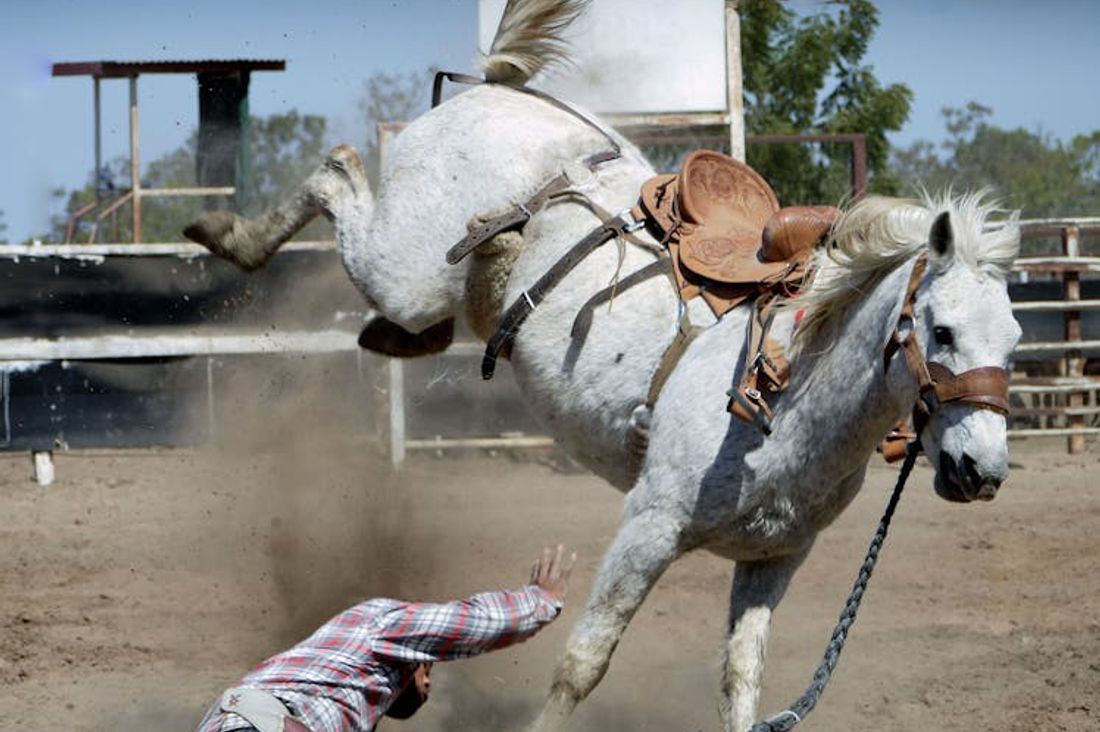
[913,207,1021,502]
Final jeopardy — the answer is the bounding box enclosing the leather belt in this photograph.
[219,688,313,732]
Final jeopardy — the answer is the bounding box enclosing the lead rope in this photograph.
[748,443,921,732]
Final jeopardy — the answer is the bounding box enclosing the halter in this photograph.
[884,254,1010,438]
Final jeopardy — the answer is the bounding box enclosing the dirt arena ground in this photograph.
[1,417,1098,731]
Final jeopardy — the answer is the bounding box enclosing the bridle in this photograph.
[884,254,1010,438]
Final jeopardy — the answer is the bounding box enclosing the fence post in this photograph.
[388,359,406,467]
[33,451,55,487]
[129,75,142,243]
[724,0,745,163]
[1062,225,1085,453]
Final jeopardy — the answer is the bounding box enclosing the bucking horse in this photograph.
[184,1,1022,729]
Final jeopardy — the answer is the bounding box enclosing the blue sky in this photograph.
[2,0,1098,243]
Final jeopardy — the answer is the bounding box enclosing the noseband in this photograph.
[884,255,1010,436]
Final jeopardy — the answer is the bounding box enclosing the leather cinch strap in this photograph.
[482,209,643,379]
[447,173,574,264]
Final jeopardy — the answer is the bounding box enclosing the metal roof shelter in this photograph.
[51,59,286,242]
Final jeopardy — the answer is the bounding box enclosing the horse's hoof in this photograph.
[358,317,455,358]
[183,211,236,252]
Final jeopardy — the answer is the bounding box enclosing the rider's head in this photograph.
[384,662,433,720]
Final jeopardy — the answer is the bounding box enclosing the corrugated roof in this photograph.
[51,59,286,78]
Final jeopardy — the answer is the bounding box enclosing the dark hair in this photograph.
[383,679,427,720]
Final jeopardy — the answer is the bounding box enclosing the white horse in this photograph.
[184,1,1022,729]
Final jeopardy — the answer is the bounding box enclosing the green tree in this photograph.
[356,68,436,187]
[0,209,7,242]
[247,110,330,216]
[740,0,912,204]
[47,110,330,243]
[892,102,1100,219]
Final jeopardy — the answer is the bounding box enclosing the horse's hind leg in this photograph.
[183,145,368,271]
[721,551,808,732]
[529,506,684,732]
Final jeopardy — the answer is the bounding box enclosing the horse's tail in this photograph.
[481,0,589,85]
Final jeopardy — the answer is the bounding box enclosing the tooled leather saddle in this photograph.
[634,150,840,430]
[638,150,838,318]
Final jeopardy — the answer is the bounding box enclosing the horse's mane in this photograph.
[791,191,1020,352]
[480,0,590,85]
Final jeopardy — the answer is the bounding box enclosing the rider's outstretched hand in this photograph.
[530,544,576,604]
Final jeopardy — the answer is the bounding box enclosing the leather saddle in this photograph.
[638,150,839,317]
[633,150,841,431]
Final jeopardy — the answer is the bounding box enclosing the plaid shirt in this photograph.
[197,585,561,732]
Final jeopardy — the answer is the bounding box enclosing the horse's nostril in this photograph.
[961,453,984,490]
[961,452,1002,498]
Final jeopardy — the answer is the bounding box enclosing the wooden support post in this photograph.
[724,0,745,162]
[850,134,867,199]
[374,122,408,468]
[128,75,142,243]
[94,77,102,203]
[1,370,10,446]
[1062,225,1085,453]
[388,359,406,467]
[33,451,55,487]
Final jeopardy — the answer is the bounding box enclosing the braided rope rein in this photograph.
[748,444,920,732]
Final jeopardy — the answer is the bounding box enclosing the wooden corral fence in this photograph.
[2,218,1097,484]
[386,216,1100,462]
[1008,218,1100,453]
[0,239,550,481]
[0,240,380,485]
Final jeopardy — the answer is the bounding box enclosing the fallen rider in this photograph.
[195,545,576,732]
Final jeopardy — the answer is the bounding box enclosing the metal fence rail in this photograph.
[0,240,335,260]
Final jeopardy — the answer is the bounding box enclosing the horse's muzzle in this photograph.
[935,450,1001,503]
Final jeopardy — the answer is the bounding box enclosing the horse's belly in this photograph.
[506,246,684,489]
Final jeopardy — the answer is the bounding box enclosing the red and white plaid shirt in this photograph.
[196,585,561,732]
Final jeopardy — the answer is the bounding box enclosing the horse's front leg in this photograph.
[184,145,368,271]
[722,550,810,732]
[529,506,685,732]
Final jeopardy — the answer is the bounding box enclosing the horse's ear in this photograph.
[928,211,954,259]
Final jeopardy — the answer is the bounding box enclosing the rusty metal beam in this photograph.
[51,59,285,78]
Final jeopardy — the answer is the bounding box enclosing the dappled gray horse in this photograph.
[184,1,1021,729]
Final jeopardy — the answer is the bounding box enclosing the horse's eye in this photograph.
[933,326,954,347]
